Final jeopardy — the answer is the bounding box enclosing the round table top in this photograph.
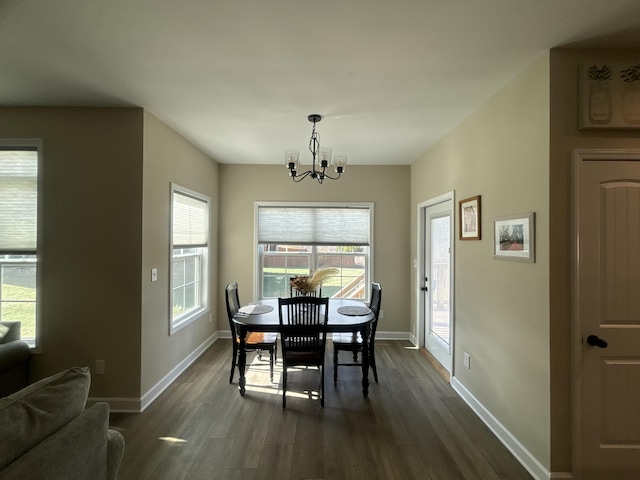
[233,298,374,332]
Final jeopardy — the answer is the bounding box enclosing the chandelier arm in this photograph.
[320,171,342,180]
[292,170,312,182]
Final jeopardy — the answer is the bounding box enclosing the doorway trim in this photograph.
[416,190,455,377]
[571,148,640,478]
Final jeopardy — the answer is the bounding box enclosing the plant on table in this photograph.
[289,267,338,295]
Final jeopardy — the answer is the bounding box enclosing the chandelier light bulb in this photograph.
[284,150,299,168]
[333,155,347,173]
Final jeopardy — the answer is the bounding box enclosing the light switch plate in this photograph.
[151,268,158,282]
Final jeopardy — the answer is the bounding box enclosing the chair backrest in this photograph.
[278,296,329,353]
[368,283,382,341]
[225,282,241,339]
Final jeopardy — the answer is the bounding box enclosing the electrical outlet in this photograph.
[463,353,471,369]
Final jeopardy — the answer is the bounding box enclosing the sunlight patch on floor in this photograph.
[158,436,188,444]
[244,356,321,399]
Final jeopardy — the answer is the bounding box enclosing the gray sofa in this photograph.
[0,321,31,397]
[0,366,125,480]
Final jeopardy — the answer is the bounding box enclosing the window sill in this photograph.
[170,307,209,335]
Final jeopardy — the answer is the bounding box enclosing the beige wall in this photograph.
[549,48,640,472]
[0,107,144,398]
[0,107,220,402]
[411,54,551,467]
[217,164,411,335]
[141,111,219,394]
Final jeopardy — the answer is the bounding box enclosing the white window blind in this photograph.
[172,190,209,248]
[0,148,38,252]
[258,205,370,246]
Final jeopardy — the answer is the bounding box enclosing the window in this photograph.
[256,203,373,300]
[0,142,40,348]
[170,184,210,334]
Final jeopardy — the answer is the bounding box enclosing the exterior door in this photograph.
[423,198,453,373]
[574,150,640,479]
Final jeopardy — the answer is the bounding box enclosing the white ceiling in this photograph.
[2,0,640,166]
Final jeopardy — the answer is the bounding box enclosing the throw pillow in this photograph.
[0,366,91,470]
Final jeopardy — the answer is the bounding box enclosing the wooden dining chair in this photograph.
[278,296,329,408]
[225,282,278,383]
[332,282,382,384]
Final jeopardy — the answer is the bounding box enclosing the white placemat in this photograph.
[337,306,372,316]
[239,304,274,315]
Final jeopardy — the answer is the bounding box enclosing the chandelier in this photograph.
[284,114,347,184]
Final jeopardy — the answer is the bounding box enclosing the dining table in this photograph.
[232,297,375,398]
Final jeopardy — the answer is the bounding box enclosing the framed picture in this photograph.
[459,195,481,240]
[578,61,640,130]
[493,212,535,262]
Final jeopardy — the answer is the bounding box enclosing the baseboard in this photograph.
[90,331,220,413]
[550,473,574,479]
[375,331,411,341]
[139,331,220,411]
[451,377,553,480]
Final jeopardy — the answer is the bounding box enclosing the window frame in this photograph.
[170,184,210,335]
[0,139,43,350]
[254,202,374,301]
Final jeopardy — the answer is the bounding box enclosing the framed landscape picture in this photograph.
[493,212,535,262]
[459,195,481,240]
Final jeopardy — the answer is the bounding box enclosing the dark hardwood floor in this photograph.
[110,340,533,480]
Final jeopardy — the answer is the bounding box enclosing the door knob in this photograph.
[586,335,608,349]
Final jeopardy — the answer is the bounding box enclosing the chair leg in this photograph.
[229,341,238,384]
[352,350,358,362]
[320,364,325,407]
[370,347,378,383]
[269,346,274,382]
[333,346,339,384]
[282,367,287,408]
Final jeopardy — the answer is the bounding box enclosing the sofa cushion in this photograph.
[0,341,31,374]
[0,366,90,470]
[0,341,31,397]
[0,403,111,480]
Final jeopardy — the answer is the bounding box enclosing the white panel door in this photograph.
[575,151,640,480]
